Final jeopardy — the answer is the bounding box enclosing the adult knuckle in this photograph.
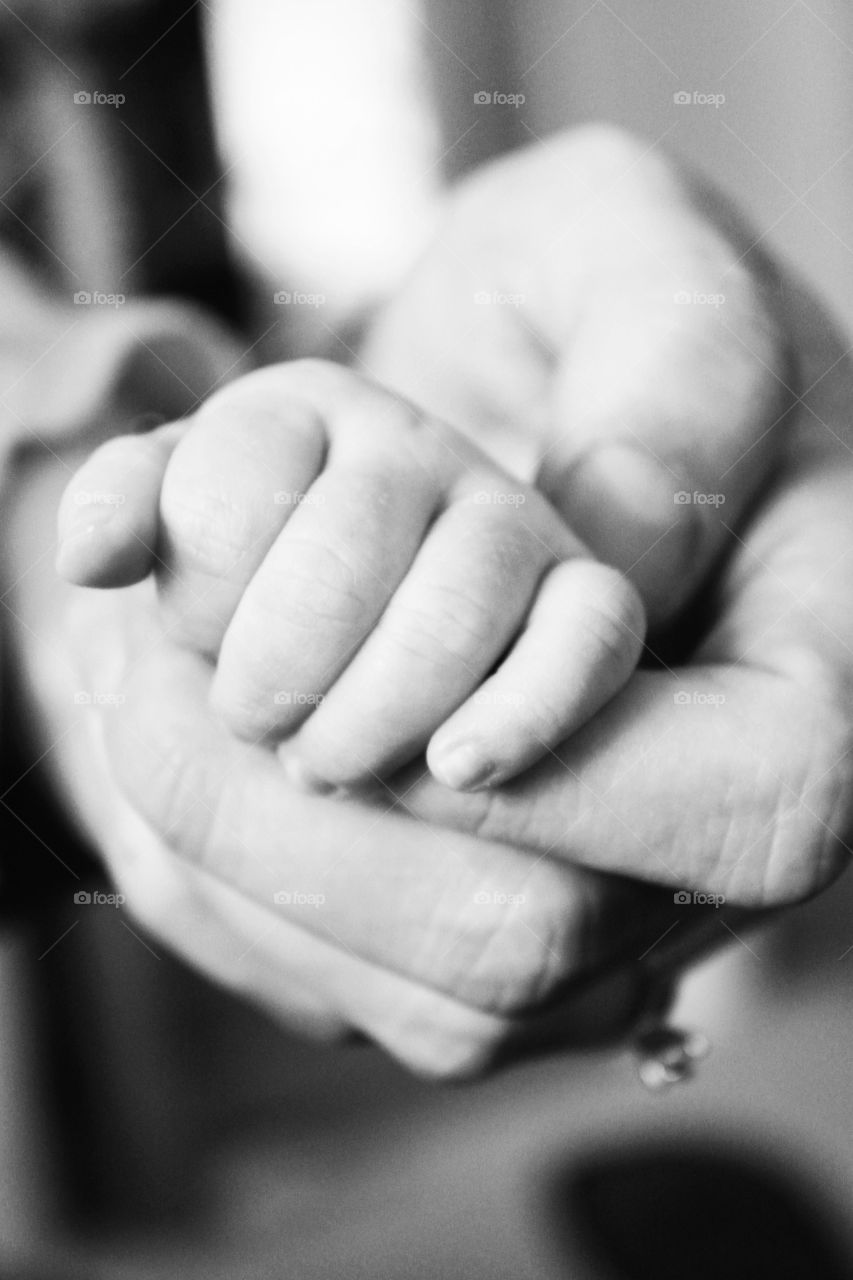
[404,1021,505,1082]
[450,123,652,226]
[459,864,584,1016]
[782,704,853,898]
[731,687,853,906]
[375,989,509,1082]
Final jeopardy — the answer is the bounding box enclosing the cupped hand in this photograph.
[364,126,853,911]
[45,574,680,1079]
[27,125,852,1084]
[56,360,645,795]
[364,124,792,631]
[10,445,680,1081]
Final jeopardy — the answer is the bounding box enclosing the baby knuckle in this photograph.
[279,543,370,630]
[572,565,645,670]
[213,652,317,742]
[160,478,251,577]
[517,690,567,743]
[604,570,647,645]
[389,585,493,668]
[585,560,644,625]
[275,357,351,398]
[86,431,155,475]
[198,359,324,412]
[209,681,268,741]
[292,731,360,789]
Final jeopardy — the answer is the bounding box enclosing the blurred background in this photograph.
[2,2,853,1277]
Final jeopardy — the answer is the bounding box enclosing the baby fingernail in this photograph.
[56,489,122,575]
[56,520,108,580]
[431,742,495,791]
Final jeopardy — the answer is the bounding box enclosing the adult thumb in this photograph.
[536,280,794,630]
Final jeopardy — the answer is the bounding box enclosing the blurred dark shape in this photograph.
[77,0,245,324]
[547,1139,853,1280]
[0,0,245,324]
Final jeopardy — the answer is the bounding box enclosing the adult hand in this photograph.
[16,127,851,1084]
[364,125,853,910]
[364,124,791,631]
[11,454,674,1079]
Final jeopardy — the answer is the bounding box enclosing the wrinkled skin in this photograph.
[14,126,853,1079]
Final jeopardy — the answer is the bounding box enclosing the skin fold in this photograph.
[9,126,851,1078]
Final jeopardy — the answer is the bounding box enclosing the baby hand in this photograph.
[56,360,645,793]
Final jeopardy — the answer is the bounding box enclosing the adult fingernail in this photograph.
[430,742,495,791]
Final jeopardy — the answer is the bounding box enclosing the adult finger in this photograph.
[393,392,853,908]
[363,125,793,629]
